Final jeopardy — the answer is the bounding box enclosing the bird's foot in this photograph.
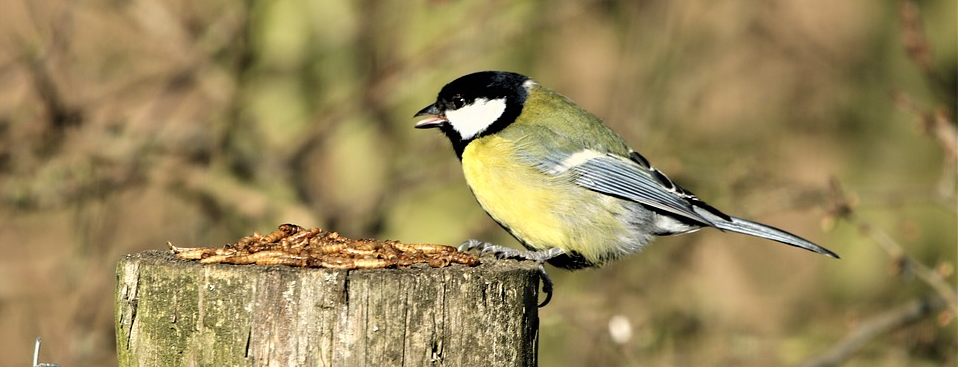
[458,239,562,307]
[458,239,565,262]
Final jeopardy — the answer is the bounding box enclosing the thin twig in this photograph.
[827,179,958,313]
[794,295,948,367]
[899,0,956,103]
[34,337,40,366]
[892,92,958,161]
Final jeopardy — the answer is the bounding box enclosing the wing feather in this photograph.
[536,150,716,226]
[524,145,839,258]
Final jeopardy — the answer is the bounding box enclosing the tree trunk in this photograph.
[115,250,540,367]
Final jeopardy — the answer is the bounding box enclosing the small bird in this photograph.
[414,71,839,273]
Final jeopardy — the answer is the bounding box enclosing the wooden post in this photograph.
[115,250,540,367]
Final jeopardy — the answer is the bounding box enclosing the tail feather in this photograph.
[710,215,839,259]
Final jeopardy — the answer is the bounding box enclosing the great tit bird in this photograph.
[414,71,839,271]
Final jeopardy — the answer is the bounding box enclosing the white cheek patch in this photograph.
[444,98,507,140]
[546,149,606,175]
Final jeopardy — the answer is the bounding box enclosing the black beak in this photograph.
[414,103,441,117]
[413,104,446,129]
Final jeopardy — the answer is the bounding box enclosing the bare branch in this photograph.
[899,0,956,103]
[826,179,958,313]
[892,92,958,161]
[794,295,948,367]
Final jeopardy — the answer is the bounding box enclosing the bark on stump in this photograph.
[115,250,540,367]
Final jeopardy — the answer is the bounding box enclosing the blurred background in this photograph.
[0,0,955,366]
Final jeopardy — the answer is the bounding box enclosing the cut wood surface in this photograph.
[115,250,540,367]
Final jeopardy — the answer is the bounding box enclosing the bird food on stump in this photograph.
[115,224,541,367]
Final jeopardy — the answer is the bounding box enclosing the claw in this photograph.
[536,263,554,307]
[457,239,559,307]
[457,239,486,252]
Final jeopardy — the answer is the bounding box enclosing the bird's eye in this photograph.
[450,96,466,110]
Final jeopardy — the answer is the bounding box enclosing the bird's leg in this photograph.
[458,239,565,262]
[458,239,562,307]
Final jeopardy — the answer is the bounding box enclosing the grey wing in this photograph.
[538,149,723,227]
[536,149,840,258]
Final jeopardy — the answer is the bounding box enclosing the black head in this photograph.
[414,71,533,157]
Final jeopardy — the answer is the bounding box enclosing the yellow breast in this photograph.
[461,135,570,249]
[460,134,633,266]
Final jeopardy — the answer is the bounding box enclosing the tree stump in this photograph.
[115,250,540,367]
